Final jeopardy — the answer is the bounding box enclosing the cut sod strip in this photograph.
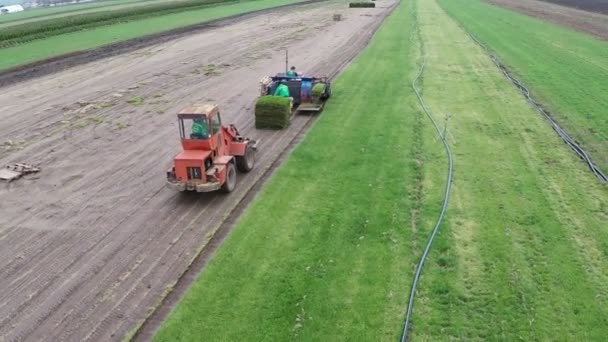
[153,2,433,340]
[408,0,608,339]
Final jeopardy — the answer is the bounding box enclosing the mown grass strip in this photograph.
[439,0,608,172]
[0,0,237,48]
[410,0,608,339]
[0,0,305,72]
[153,2,430,340]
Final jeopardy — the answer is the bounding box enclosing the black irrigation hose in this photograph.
[463,31,608,184]
[400,55,454,341]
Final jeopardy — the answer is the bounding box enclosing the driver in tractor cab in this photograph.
[286,66,297,78]
[191,118,209,139]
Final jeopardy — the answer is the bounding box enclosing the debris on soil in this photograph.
[89,116,105,125]
[115,122,130,130]
[0,0,399,338]
[192,64,222,76]
[127,96,145,106]
[0,163,40,182]
[79,104,99,114]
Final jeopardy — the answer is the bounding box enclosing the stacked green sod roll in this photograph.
[255,96,291,129]
[349,2,375,7]
[311,83,326,98]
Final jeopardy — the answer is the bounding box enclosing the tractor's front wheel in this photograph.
[221,162,236,193]
[236,143,255,173]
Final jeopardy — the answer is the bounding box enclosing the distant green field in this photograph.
[0,0,304,71]
[0,0,146,25]
[440,0,608,173]
[153,2,426,340]
[0,0,178,28]
[0,0,238,48]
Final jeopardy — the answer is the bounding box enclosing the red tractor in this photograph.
[166,103,257,193]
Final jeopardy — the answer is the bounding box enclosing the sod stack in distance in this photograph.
[255,96,291,129]
[349,2,375,7]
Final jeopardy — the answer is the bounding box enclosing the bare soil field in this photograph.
[0,1,396,340]
[538,0,608,14]
[489,0,608,39]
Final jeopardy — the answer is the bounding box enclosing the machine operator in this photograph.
[286,66,298,77]
[191,118,209,139]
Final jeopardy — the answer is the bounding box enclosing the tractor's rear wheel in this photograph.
[221,162,236,193]
[236,143,255,173]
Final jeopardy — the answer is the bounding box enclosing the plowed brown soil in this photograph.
[538,0,608,14]
[488,0,608,40]
[0,1,396,340]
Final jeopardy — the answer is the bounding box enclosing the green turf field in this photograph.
[440,0,608,173]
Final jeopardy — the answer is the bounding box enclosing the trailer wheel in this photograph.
[236,143,255,173]
[221,162,236,193]
[324,83,332,99]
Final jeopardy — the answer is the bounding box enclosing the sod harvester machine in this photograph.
[166,103,258,193]
[255,51,332,129]
[259,73,332,113]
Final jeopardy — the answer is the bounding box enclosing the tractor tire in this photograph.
[221,162,237,193]
[236,143,255,173]
[322,83,332,100]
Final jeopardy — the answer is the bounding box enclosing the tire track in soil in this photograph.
[0,1,398,341]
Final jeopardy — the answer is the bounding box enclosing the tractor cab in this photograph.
[177,103,223,151]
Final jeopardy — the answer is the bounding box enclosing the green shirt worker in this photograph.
[274,82,291,97]
[286,66,297,77]
[191,118,209,139]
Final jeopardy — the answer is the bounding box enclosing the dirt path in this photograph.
[0,1,396,340]
[487,0,608,40]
